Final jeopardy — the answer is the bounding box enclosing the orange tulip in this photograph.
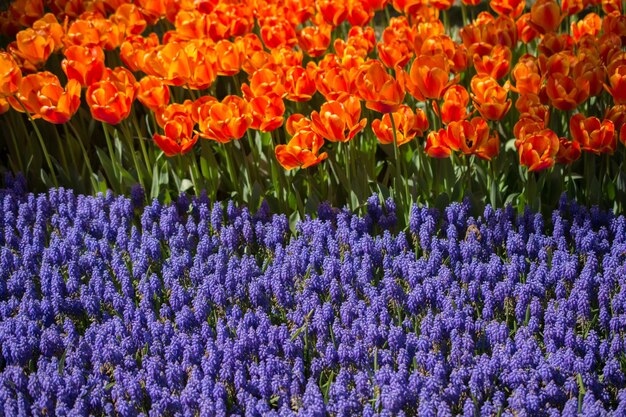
[562,0,584,15]
[155,101,193,128]
[556,137,582,164]
[515,128,560,172]
[355,60,405,114]
[260,17,297,50]
[185,41,218,90]
[621,123,626,147]
[317,0,348,26]
[64,18,104,48]
[372,105,428,146]
[197,95,252,143]
[32,14,65,52]
[605,65,626,104]
[241,67,286,100]
[0,52,22,98]
[275,129,328,170]
[473,45,511,80]
[174,10,209,40]
[403,54,455,101]
[120,33,159,73]
[378,39,413,69]
[61,45,106,87]
[571,13,602,42]
[604,104,626,136]
[297,24,332,58]
[315,65,356,100]
[573,54,606,97]
[420,35,468,74]
[8,72,81,124]
[15,28,54,67]
[425,129,453,158]
[446,117,500,160]
[144,43,191,87]
[529,0,563,34]
[153,114,198,157]
[310,94,367,142]
[570,114,616,154]
[347,0,374,26]
[0,97,9,115]
[490,0,525,18]
[248,95,285,132]
[8,0,43,28]
[214,40,245,76]
[470,75,511,121]
[284,64,317,102]
[85,68,138,125]
[137,76,170,112]
[545,73,590,111]
[434,85,470,125]
[511,55,542,95]
[516,13,541,44]
[111,3,147,36]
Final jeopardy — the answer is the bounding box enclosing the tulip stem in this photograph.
[6,113,25,175]
[102,123,122,190]
[390,113,408,215]
[130,116,153,176]
[15,97,58,187]
[121,121,146,191]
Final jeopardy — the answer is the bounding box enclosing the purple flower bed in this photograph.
[1,175,626,417]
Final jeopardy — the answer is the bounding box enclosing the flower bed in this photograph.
[2,176,626,416]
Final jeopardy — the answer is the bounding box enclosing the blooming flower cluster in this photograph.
[1,174,626,416]
[1,0,626,172]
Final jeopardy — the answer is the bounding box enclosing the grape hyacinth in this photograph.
[1,175,626,416]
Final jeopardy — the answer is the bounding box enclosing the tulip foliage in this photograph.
[1,0,626,226]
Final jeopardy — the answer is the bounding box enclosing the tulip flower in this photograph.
[241,67,286,100]
[15,28,54,67]
[605,65,626,104]
[8,71,81,124]
[214,40,245,76]
[355,60,405,114]
[529,0,563,34]
[545,73,590,111]
[511,55,542,95]
[446,117,499,160]
[260,17,298,50]
[248,95,285,132]
[515,128,560,172]
[86,68,138,125]
[371,105,428,146]
[402,54,455,101]
[317,0,348,26]
[197,95,252,143]
[425,128,453,158]
[570,114,616,155]
[489,0,525,18]
[119,33,159,73]
[153,114,198,157]
[571,13,602,42]
[435,85,470,125]
[378,39,413,69]
[0,52,21,98]
[275,129,328,170]
[556,137,581,165]
[61,45,106,87]
[297,24,332,58]
[473,45,512,80]
[310,94,367,143]
[284,64,317,102]
[137,76,170,112]
[156,101,194,128]
[470,75,511,121]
